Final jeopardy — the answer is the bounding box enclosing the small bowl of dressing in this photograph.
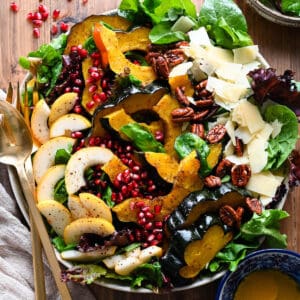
[216,248,300,300]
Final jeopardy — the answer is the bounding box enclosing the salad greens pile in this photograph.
[118,0,252,48]
[19,0,300,292]
[261,0,300,17]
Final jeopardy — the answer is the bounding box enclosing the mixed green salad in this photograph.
[262,0,300,17]
[19,0,300,292]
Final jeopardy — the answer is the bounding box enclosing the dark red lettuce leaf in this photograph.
[248,68,300,117]
[288,149,300,187]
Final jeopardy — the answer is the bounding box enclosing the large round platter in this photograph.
[7,9,291,294]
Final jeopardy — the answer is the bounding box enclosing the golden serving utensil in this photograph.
[0,91,72,300]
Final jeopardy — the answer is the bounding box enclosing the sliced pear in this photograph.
[48,92,78,126]
[49,113,91,138]
[68,195,87,220]
[79,193,112,222]
[63,217,115,244]
[61,246,117,262]
[30,99,50,144]
[33,136,76,184]
[37,200,72,236]
[68,193,112,222]
[36,164,66,203]
[65,147,114,195]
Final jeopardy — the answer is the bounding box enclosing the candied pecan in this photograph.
[175,41,190,47]
[165,49,186,67]
[151,55,169,79]
[231,164,251,187]
[175,86,190,106]
[192,109,210,122]
[245,197,263,215]
[219,205,239,228]
[197,79,208,90]
[235,206,245,228]
[191,123,205,139]
[204,175,222,188]
[194,98,214,108]
[171,107,194,122]
[234,137,244,157]
[197,89,211,98]
[206,124,227,143]
[216,159,234,177]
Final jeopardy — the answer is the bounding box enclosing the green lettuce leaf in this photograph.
[198,0,252,49]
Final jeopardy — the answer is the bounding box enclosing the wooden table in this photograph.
[1,1,299,299]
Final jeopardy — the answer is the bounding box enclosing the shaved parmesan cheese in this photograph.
[232,99,265,134]
[225,120,236,145]
[270,119,283,138]
[215,62,243,83]
[169,62,193,77]
[235,126,253,144]
[256,123,273,140]
[225,155,249,165]
[224,140,234,157]
[247,137,268,173]
[233,45,259,64]
[242,61,261,74]
[188,27,212,46]
[207,46,234,65]
[246,171,283,197]
[184,44,207,60]
[260,195,273,207]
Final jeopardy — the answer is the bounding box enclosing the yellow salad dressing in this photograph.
[234,269,300,300]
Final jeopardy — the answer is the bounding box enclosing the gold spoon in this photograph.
[0,99,72,300]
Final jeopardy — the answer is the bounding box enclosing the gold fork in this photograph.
[8,82,47,300]
[2,83,71,300]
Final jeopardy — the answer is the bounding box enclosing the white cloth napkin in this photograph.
[0,91,96,299]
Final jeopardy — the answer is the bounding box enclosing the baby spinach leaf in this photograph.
[52,236,76,252]
[240,209,289,248]
[54,178,68,204]
[54,146,72,164]
[198,0,252,49]
[120,123,166,153]
[149,22,188,44]
[264,104,298,170]
[279,0,300,16]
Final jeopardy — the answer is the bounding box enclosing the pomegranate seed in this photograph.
[156,232,163,241]
[88,84,97,93]
[138,218,147,226]
[154,221,163,228]
[155,131,164,142]
[33,28,40,38]
[51,24,58,35]
[90,71,101,81]
[52,9,60,20]
[10,2,19,13]
[91,52,101,59]
[32,20,43,27]
[121,185,128,195]
[147,234,155,242]
[138,212,145,219]
[131,190,139,197]
[141,206,150,213]
[101,79,107,89]
[27,12,34,21]
[73,105,82,114]
[78,48,88,58]
[33,12,42,20]
[71,131,83,139]
[145,222,153,230]
[135,201,145,208]
[93,59,100,67]
[150,240,160,246]
[86,100,95,109]
[64,87,72,93]
[141,171,148,179]
[142,242,149,248]
[60,22,69,32]
[41,12,49,21]
[38,4,48,13]
[145,212,154,219]
[148,184,156,192]
[72,86,80,93]
[154,205,162,214]
[74,79,83,86]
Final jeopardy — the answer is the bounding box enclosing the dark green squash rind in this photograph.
[166,183,252,232]
[161,213,232,285]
